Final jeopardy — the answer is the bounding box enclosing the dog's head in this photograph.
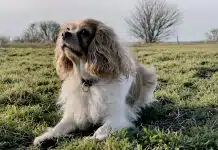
[55,19,133,81]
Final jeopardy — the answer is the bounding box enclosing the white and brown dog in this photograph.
[33,19,157,146]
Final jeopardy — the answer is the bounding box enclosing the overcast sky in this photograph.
[0,0,218,42]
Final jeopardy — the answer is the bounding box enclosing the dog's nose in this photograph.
[62,31,72,39]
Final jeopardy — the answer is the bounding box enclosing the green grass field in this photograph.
[0,44,217,150]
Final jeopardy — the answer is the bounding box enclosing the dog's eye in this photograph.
[66,27,70,30]
[80,29,90,37]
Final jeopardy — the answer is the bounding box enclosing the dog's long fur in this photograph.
[33,19,157,146]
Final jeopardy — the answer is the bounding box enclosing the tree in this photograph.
[126,0,181,43]
[22,21,60,43]
[39,21,60,43]
[23,23,41,43]
[205,29,218,41]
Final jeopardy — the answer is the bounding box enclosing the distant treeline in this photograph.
[0,17,218,47]
[0,20,60,46]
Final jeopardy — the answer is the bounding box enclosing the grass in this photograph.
[0,43,217,150]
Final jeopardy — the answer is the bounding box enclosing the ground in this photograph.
[0,43,217,150]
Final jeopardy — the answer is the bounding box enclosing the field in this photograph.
[0,43,217,150]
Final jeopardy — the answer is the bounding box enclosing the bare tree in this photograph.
[126,0,181,43]
[22,21,60,43]
[39,21,60,43]
[205,28,218,41]
[23,23,41,43]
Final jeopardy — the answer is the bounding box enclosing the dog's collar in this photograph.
[81,78,98,87]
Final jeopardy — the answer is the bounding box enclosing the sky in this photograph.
[0,0,218,42]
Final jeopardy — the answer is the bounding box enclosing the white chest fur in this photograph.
[58,75,134,129]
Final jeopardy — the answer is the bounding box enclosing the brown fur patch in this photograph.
[86,21,133,79]
[55,46,74,81]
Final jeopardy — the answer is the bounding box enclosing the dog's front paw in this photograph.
[90,124,112,141]
[33,131,54,146]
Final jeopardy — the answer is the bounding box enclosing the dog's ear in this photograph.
[86,23,122,79]
[55,30,73,81]
[55,47,73,81]
[86,22,134,79]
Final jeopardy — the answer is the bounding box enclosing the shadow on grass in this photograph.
[136,100,217,131]
[37,125,101,150]
[195,66,218,79]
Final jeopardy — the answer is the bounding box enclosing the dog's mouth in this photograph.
[62,44,83,57]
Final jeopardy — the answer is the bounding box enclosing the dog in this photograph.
[33,19,157,146]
